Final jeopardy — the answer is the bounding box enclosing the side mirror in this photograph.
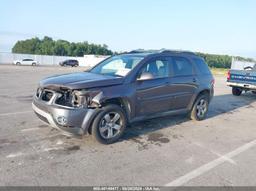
[137,72,154,81]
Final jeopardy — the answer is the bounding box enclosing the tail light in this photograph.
[227,70,231,81]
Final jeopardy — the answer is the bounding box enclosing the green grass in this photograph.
[210,68,229,76]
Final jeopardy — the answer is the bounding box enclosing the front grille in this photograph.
[36,88,42,98]
[41,90,54,101]
[35,112,49,124]
[36,87,73,107]
[55,91,73,107]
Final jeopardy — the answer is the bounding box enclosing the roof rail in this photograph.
[127,49,160,54]
[127,49,196,55]
[160,50,196,55]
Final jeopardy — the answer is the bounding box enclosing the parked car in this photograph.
[14,58,38,66]
[32,50,214,144]
[227,63,256,96]
[59,59,79,67]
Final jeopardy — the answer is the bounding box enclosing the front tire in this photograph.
[91,104,127,144]
[190,94,209,121]
[232,87,242,96]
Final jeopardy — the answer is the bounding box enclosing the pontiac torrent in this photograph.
[32,50,214,144]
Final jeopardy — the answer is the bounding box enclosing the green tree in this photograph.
[12,36,113,56]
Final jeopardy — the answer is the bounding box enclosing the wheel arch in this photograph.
[189,89,210,110]
[87,97,131,134]
[101,97,131,121]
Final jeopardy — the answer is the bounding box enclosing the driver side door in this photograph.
[135,57,174,116]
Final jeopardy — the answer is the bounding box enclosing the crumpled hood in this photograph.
[39,72,124,90]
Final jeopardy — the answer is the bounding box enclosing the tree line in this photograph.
[12,36,255,68]
[197,53,255,69]
[12,36,113,56]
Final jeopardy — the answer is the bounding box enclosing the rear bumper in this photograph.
[32,98,100,135]
[227,82,256,90]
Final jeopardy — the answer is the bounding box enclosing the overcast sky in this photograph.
[0,0,255,58]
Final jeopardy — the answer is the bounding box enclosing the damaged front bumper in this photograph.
[32,94,100,136]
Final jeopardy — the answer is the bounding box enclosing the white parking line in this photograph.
[43,147,63,152]
[0,110,32,117]
[165,139,256,186]
[6,152,24,158]
[21,127,40,132]
[192,142,236,165]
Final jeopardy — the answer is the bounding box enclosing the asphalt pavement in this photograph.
[0,65,256,186]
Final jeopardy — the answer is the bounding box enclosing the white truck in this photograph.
[227,59,256,96]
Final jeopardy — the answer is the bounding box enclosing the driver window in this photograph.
[139,58,169,79]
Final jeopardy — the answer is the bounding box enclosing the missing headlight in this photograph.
[71,90,101,108]
[72,91,88,108]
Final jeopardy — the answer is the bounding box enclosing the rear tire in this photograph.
[91,104,127,144]
[190,94,209,121]
[16,62,21,65]
[252,91,256,94]
[32,62,36,66]
[232,87,242,96]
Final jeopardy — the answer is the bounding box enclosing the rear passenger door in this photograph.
[169,56,199,110]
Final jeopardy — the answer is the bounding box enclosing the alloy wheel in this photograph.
[99,112,123,139]
[196,98,207,118]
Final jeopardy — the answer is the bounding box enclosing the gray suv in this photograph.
[32,50,214,144]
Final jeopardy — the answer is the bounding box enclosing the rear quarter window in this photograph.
[172,57,193,76]
[193,58,211,75]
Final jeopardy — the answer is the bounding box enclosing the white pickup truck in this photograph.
[227,60,256,96]
[13,58,39,66]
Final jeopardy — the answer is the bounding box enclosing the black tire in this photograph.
[232,87,242,96]
[32,62,36,66]
[252,91,256,94]
[16,62,21,65]
[190,94,209,121]
[91,104,127,144]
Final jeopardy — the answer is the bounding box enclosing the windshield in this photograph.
[90,55,144,77]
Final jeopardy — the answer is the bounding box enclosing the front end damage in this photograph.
[32,86,103,136]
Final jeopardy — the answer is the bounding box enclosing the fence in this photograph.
[0,52,109,67]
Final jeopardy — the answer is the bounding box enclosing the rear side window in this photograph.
[193,58,211,75]
[172,57,193,76]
